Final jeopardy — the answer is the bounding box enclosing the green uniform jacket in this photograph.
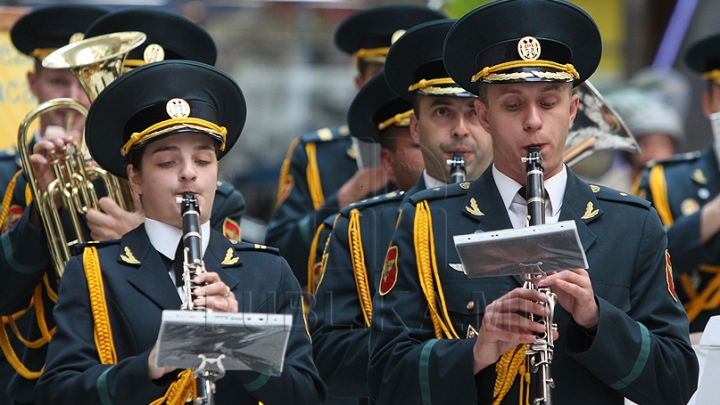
[369,167,698,405]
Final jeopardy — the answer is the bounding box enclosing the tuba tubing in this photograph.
[17,32,146,278]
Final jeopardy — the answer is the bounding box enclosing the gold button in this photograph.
[466,301,475,310]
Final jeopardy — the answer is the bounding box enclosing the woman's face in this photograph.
[127,132,218,229]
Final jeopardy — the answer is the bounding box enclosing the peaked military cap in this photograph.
[86,60,245,178]
[685,32,720,84]
[84,7,217,68]
[348,71,413,143]
[335,4,445,64]
[11,5,109,61]
[385,19,473,102]
[444,0,601,94]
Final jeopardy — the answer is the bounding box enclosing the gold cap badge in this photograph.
[144,44,165,64]
[166,98,191,119]
[517,36,541,61]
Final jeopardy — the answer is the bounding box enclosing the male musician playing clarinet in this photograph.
[309,19,492,403]
[368,1,698,405]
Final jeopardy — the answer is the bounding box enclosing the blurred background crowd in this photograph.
[0,0,718,242]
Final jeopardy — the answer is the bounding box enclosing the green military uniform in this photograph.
[368,1,698,404]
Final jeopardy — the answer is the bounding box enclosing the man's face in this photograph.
[410,95,493,183]
[380,126,424,191]
[28,65,90,134]
[632,133,676,169]
[127,132,218,229]
[476,82,578,185]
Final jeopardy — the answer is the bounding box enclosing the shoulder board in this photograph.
[215,179,235,195]
[299,125,351,143]
[72,239,122,255]
[341,190,405,215]
[648,151,701,168]
[230,241,281,255]
[408,182,471,204]
[587,184,651,210]
[0,146,18,159]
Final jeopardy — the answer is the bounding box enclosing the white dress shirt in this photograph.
[492,163,567,229]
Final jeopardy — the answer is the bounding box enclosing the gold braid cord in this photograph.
[492,345,531,405]
[307,223,326,295]
[149,369,197,405]
[275,138,300,209]
[0,169,22,226]
[305,142,325,210]
[348,209,373,326]
[0,280,57,379]
[413,201,458,339]
[413,201,530,404]
[648,165,673,226]
[84,247,198,403]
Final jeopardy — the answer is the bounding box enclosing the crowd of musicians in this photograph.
[1,0,717,404]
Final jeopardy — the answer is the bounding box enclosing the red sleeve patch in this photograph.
[379,246,398,296]
[222,218,241,241]
[665,249,678,302]
[276,174,294,208]
[1,205,24,234]
[309,252,328,295]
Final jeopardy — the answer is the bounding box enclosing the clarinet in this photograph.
[446,152,466,183]
[178,193,215,405]
[520,146,556,405]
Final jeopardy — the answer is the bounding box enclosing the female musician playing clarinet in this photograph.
[34,60,326,405]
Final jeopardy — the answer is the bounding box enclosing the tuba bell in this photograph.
[17,31,146,277]
[564,80,640,166]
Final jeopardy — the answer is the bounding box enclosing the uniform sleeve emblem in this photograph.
[309,252,328,295]
[222,218,241,241]
[1,205,24,233]
[379,246,399,295]
[665,250,678,302]
[276,174,294,208]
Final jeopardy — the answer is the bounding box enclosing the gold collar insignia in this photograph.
[221,248,239,265]
[465,198,484,217]
[120,246,140,265]
[581,202,599,220]
[692,169,708,184]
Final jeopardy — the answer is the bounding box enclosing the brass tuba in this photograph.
[564,80,640,166]
[18,31,146,277]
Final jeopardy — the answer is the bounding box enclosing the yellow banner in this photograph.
[0,30,35,150]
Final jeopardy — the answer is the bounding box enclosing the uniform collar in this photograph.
[145,217,210,259]
[422,170,449,189]
[491,163,567,218]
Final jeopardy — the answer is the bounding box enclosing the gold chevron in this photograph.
[692,169,708,184]
[581,202,599,219]
[120,246,140,265]
[465,198,484,216]
[221,248,239,265]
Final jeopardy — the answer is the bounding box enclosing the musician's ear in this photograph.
[127,164,142,196]
[475,99,490,133]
